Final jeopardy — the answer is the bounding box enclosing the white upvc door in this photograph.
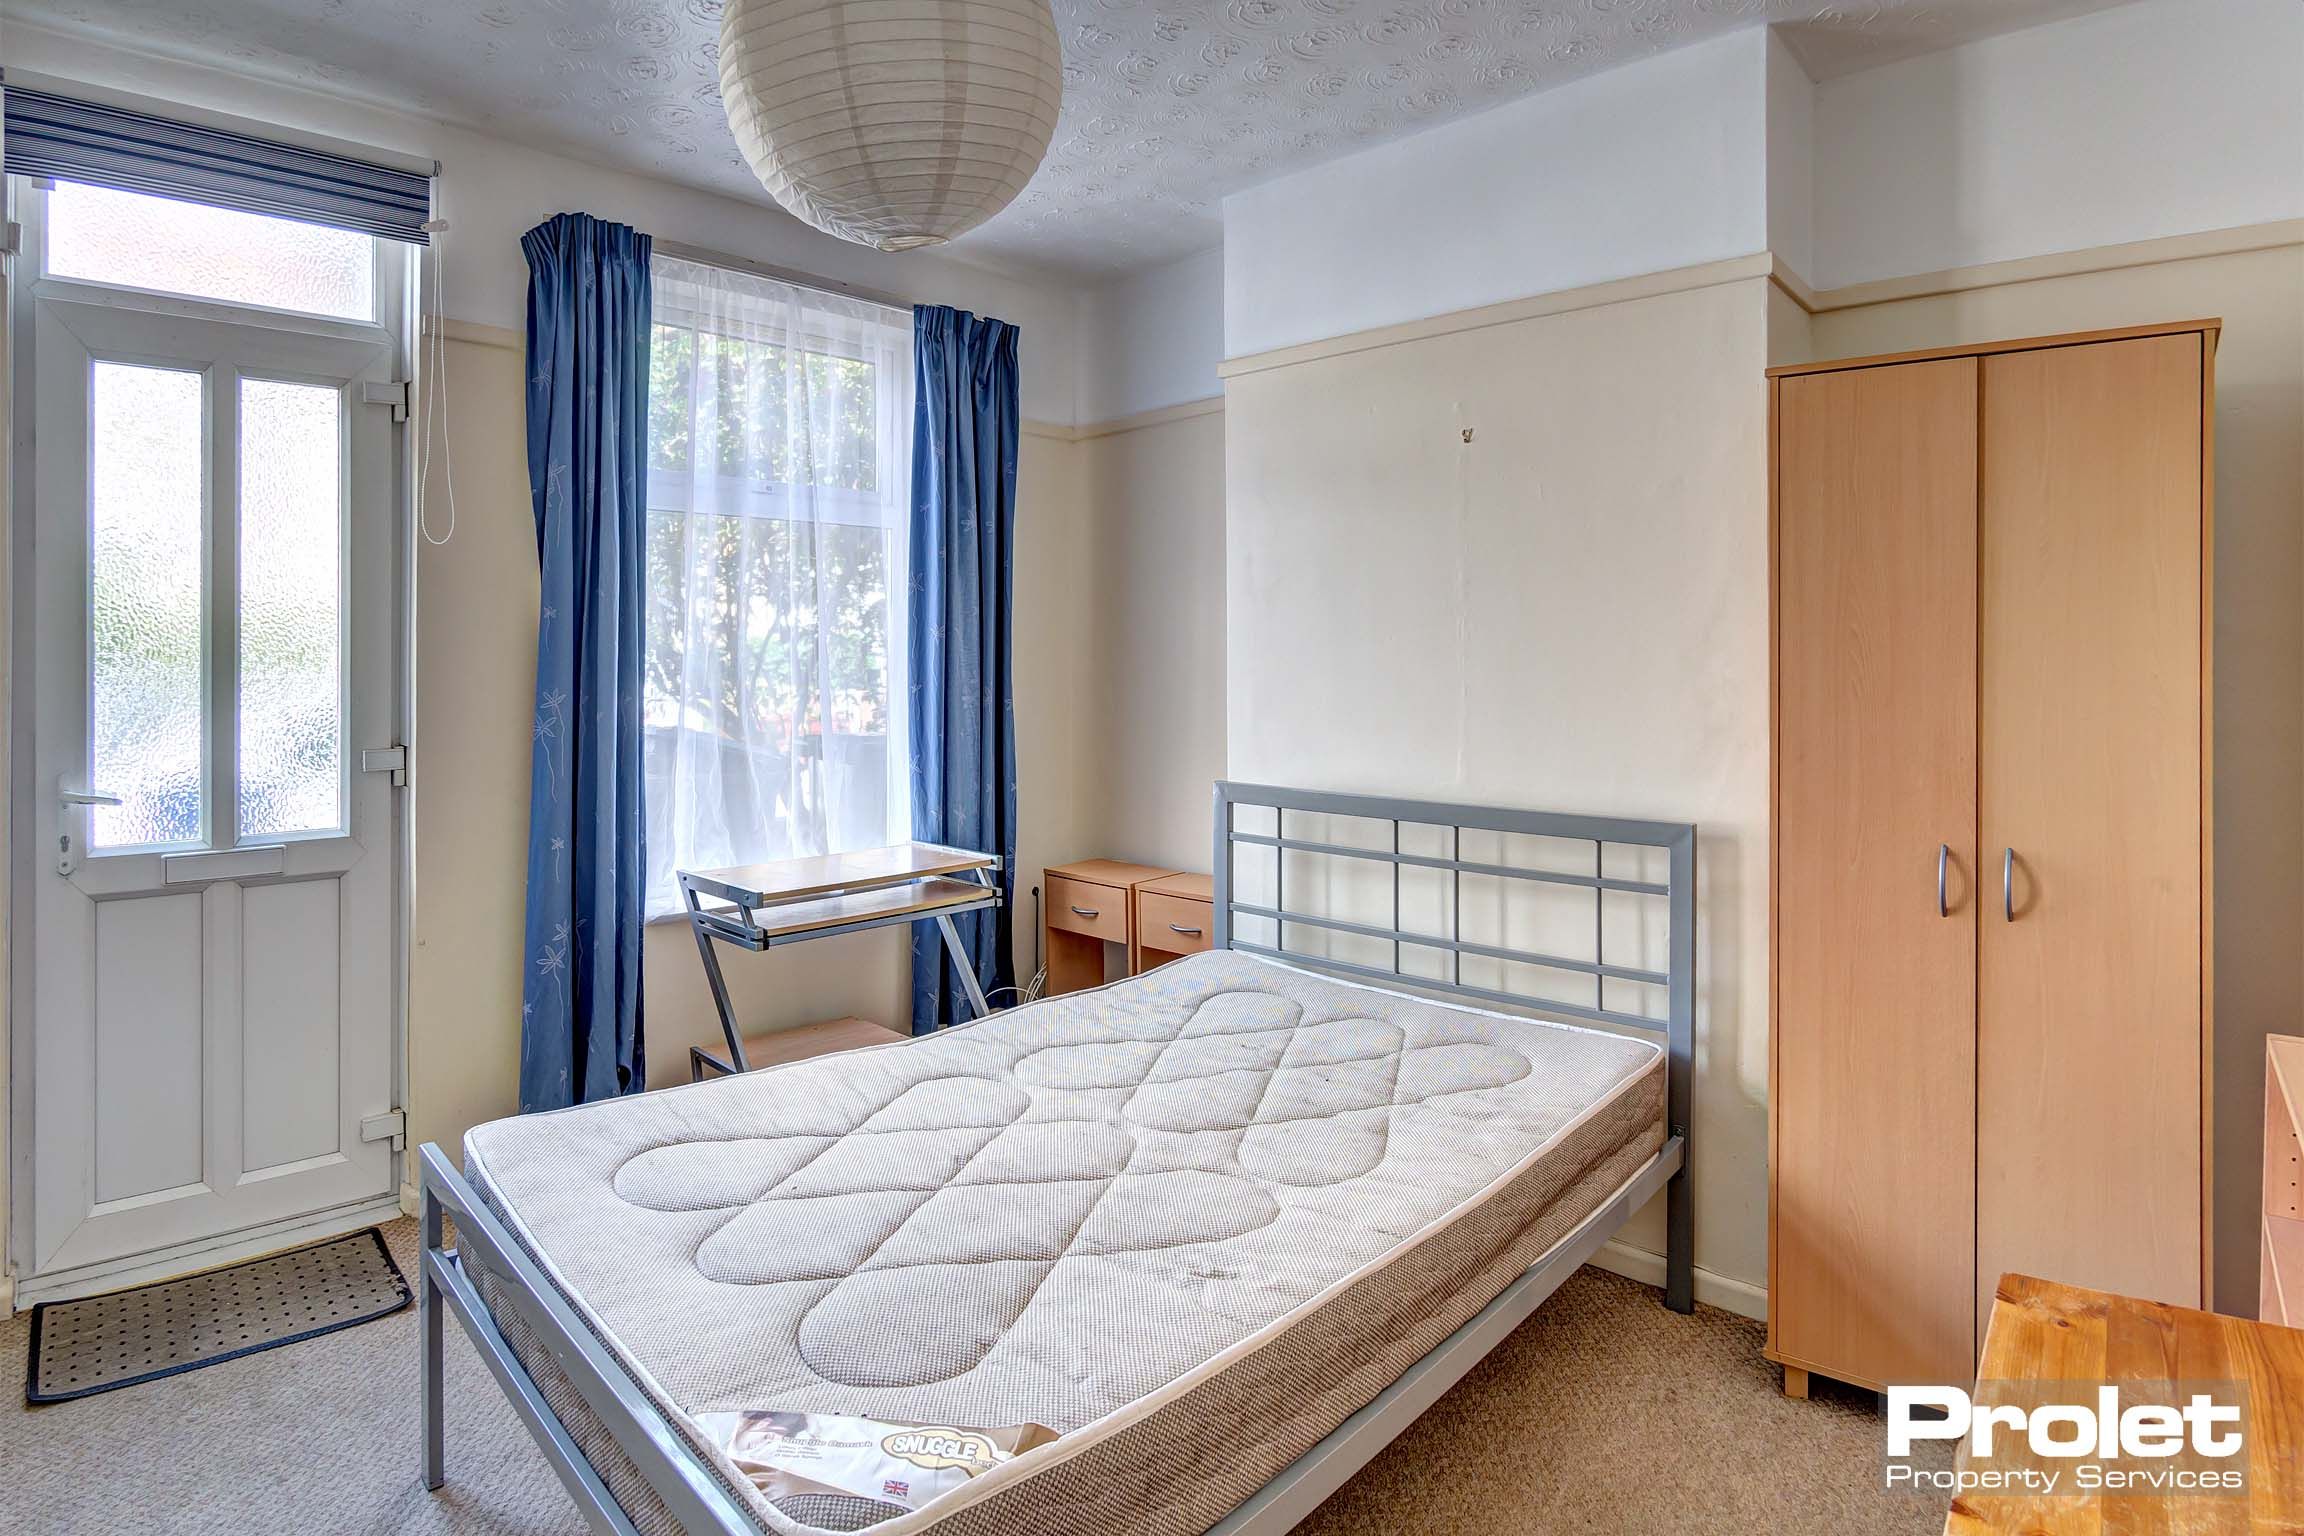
[12,185,405,1301]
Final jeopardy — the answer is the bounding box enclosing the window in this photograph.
[643,257,913,917]
[236,377,347,837]
[88,361,206,847]
[47,180,377,322]
[35,179,385,851]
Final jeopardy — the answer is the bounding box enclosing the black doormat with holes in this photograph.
[25,1227,410,1404]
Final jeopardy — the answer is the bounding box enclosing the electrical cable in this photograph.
[416,204,457,546]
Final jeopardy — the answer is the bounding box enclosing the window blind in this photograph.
[2,86,433,244]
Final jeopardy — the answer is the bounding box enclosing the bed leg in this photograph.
[420,1182,446,1492]
[1663,1154,1694,1315]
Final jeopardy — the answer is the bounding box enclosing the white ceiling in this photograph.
[6,0,2143,277]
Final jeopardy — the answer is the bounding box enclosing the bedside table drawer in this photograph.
[1138,891,1212,953]
[1047,875,1126,943]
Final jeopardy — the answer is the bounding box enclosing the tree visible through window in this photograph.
[641,260,913,917]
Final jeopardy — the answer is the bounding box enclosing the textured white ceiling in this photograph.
[6,0,2142,276]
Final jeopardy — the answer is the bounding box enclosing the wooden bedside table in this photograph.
[1132,872,1213,974]
[1043,859,1175,995]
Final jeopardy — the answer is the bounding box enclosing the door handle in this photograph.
[56,780,123,876]
[1937,843,1950,917]
[2002,847,2016,922]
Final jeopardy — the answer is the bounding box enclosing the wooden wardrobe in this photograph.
[1765,321,2216,1396]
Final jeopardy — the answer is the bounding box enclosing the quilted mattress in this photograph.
[461,949,1666,1536]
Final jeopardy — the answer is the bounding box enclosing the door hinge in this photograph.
[360,1109,407,1152]
[361,380,412,423]
[361,745,409,787]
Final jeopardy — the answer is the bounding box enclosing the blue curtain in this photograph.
[909,306,1021,1033]
[517,213,652,1110]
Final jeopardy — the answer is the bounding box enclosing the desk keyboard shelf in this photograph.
[695,876,998,952]
[676,843,1003,1077]
[683,843,996,911]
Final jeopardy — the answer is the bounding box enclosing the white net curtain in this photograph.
[642,255,915,917]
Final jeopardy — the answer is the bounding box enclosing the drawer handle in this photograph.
[1069,905,1100,919]
[1169,923,1203,937]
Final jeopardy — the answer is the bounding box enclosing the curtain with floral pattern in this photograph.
[518,212,652,1110]
[908,305,1020,1032]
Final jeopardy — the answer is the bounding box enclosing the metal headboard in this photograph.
[1212,780,1695,1304]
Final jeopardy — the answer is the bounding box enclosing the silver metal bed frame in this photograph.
[417,782,1696,1536]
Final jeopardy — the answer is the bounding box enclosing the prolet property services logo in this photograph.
[1882,1380,2249,1499]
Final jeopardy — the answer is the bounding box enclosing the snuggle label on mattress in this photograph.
[693,1411,1056,1514]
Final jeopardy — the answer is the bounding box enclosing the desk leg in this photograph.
[682,886,750,1072]
[935,913,994,1019]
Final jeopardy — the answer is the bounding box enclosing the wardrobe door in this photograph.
[1978,333,2205,1331]
[1774,357,1979,1390]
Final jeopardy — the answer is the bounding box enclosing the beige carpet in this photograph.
[0,1219,1944,1535]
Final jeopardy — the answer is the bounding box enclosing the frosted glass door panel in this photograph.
[47,182,375,322]
[238,378,345,838]
[89,361,206,850]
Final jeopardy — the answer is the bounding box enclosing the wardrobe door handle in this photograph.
[2002,848,2015,923]
[1937,843,1950,917]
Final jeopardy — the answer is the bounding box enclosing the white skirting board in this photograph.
[1592,1240,1766,1321]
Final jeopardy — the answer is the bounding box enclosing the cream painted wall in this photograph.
[1083,408,1228,874]
[1225,277,1774,1299]
[406,330,1099,1164]
[1806,243,2304,1314]
[403,329,531,1164]
[1765,279,1813,368]
[1010,430,1105,993]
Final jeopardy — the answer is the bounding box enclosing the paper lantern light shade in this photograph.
[719,0,1064,252]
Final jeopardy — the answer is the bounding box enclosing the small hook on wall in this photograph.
[1460,427,1475,444]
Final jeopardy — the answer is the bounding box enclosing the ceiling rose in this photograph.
[718,0,1065,252]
